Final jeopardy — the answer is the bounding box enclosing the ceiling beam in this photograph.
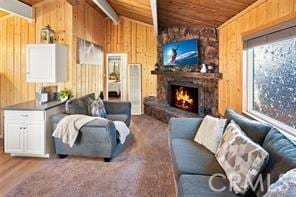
[150,0,158,36]
[0,0,32,21]
[92,0,119,24]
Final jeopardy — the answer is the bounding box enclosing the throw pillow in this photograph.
[65,99,88,115]
[89,98,107,118]
[216,121,269,194]
[194,115,227,154]
[263,168,296,197]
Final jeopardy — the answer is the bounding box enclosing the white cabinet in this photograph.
[24,123,45,154]
[27,44,67,83]
[4,102,64,158]
[5,121,24,153]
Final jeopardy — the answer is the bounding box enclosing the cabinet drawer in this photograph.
[5,110,44,121]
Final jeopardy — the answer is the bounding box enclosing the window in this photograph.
[244,25,296,135]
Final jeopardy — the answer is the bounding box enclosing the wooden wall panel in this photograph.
[218,0,296,114]
[105,17,157,111]
[0,0,105,137]
[73,0,105,98]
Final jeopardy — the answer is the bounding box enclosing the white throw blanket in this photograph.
[52,115,130,147]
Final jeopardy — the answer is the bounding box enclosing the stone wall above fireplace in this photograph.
[157,26,219,72]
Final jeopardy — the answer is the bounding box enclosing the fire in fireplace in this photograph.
[169,84,199,113]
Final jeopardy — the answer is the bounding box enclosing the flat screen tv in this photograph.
[163,39,199,66]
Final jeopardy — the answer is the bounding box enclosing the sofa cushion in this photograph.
[106,114,129,125]
[257,128,296,196]
[65,99,88,115]
[171,139,224,177]
[65,93,95,115]
[224,108,271,145]
[178,175,236,197]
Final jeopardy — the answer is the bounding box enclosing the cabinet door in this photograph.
[5,121,24,153]
[27,45,54,82]
[24,122,45,154]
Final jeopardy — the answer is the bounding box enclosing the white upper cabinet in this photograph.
[27,44,67,83]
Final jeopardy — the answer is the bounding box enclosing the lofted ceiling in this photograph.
[107,0,152,25]
[157,0,258,27]
[18,0,258,27]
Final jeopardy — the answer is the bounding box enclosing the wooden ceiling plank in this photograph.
[157,0,257,27]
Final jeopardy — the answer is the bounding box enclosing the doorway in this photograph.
[106,53,127,101]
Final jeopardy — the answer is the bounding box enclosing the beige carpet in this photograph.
[7,115,176,197]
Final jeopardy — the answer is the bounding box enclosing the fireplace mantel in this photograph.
[151,70,223,80]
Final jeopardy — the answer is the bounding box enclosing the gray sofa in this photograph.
[169,108,296,196]
[51,93,132,162]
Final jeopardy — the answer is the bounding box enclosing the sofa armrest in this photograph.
[103,101,131,115]
[169,118,203,139]
[81,120,117,154]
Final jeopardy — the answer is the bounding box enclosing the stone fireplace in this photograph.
[143,26,221,123]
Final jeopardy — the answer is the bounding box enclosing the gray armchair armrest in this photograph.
[103,101,131,114]
[169,118,203,139]
[103,101,131,126]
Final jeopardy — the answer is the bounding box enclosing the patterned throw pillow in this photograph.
[89,98,107,118]
[263,168,296,197]
[216,121,269,194]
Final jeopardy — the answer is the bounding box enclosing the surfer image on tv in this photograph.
[170,45,179,63]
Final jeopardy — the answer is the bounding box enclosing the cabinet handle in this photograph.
[21,114,28,117]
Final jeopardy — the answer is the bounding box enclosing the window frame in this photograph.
[243,36,296,137]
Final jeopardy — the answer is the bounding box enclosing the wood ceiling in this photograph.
[18,0,258,27]
[157,0,258,27]
[107,0,152,25]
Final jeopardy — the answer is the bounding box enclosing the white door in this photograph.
[27,45,54,82]
[24,122,44,154]
[5,121,24,153]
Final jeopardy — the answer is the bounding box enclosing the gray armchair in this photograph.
[51,94,132,162]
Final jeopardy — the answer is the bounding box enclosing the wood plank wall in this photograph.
[218,0,296,114]
[0,0,105,137]
[105,17,157,109]
[73,0,105,98]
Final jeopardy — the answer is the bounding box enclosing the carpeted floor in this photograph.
[7,115,176,197]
